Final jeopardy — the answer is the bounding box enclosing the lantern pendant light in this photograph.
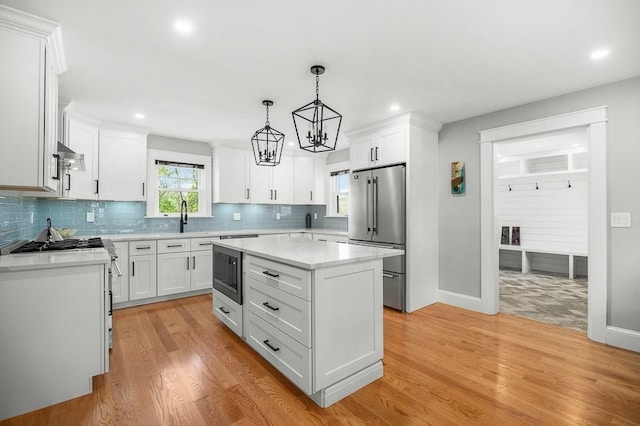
[251,100,284,166]
[292,65,342,153]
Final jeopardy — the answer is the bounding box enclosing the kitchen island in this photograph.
[212,235,403,408]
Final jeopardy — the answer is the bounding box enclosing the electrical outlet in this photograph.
[314,212,318,220]
[276,213,281,220]
[610,212,631,228]
[30,212,34,224]
[86,211,95,223]
[233,212,241,221]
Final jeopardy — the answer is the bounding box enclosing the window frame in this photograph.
[326,161,350,218]
[146,149,212,218]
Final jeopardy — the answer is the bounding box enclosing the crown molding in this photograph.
[344,112,442,140]
[0,5,67,74]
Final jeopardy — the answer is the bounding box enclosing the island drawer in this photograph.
[245,255,311,301]
[245,311,312,395]
[212,289,243,338]
[190,237,216,251]
[129,240,157,255]
[158,239,190,253]
[246,276,311,347]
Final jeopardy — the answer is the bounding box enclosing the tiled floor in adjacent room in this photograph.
[499,269,588,332]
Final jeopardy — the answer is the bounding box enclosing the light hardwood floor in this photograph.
[3,294,640,425]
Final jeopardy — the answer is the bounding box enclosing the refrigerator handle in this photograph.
[366,178,371,233]
[372,176,378,234]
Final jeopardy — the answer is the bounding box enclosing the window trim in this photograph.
[146,149,212,218]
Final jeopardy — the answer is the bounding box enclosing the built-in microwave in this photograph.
[212,245,242,305]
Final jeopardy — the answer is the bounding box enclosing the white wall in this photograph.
[147,134,212,156]
[438,76,640,332]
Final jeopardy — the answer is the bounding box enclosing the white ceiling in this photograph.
[3,0,640,152]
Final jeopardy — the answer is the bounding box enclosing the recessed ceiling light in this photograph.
[390,104,400,111]
[590,49,609,61]
[174,20,194,35]
[135,113,145,119]
[572,143,580,147]
[287,142,295,146]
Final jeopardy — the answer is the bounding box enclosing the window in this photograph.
[146,149,212,217]
[156,160,202,214]
[330,169,349,216]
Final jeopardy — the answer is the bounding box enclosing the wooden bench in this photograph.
[499,245,587,279]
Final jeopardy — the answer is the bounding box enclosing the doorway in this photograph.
[478,106,608,343]
[493,128,589,331]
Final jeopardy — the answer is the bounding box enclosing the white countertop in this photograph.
[0,249,110,272]
[213,235,403,270]
[92,228,347,242]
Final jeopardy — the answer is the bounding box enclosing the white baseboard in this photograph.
[606,326,640,352]
[437,290,488,313]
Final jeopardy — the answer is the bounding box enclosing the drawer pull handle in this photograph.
[167,244,183,248]
[219,307,230,315]
[199,242,213,246]
[262,271,280,278]
[263,339,280,352]
[262,302,280,311]
[136,246,151,250]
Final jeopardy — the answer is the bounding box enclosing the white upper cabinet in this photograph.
[64,114,147,201]
[65,117,99,199]
[0,6,66,192]
[349,125,406,171]
[98,129,147,201]
[293,156,327,205]
[213,148,251,203]
[250,155,293,204]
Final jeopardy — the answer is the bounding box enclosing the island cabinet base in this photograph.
[240,254,384,408]
[310,361,384,408]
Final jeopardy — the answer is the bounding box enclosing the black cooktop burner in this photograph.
[10,238,104,254]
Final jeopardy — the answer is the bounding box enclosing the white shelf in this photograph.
[497,168,587,180]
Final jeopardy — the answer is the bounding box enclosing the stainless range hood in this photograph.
[56,142,85,171]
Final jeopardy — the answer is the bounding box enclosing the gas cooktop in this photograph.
[10,238,105,254]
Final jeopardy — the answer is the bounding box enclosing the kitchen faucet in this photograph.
[179,200,188,233]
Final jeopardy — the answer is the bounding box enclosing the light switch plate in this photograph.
[610,212,631,228]
[86,211,95,223]
[276,213,281,220]
[233,212,241,221]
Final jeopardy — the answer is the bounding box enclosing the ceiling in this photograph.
[3,0,640,152]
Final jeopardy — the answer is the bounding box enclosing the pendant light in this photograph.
[292,65,342,153]
[251,100,284,166]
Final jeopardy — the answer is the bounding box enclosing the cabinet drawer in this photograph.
[245,255,311,301]
[190,237,216,251]
[129,240,157,255]
[158,238,190,253]
[245,311,312,395]
[212,289,242,338]
[246,276,311,347]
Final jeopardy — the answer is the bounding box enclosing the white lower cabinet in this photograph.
[213,289,243,337]
[111,241,129,303]
[129,240,157,301]
[245,274,311,347]
[245,310,312,394]
[235,254,383,407]
[190,237,215,291]
[157,251,191,296]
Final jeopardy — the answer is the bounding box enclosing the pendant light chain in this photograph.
[316,74,320,101]
[265,103,270,127]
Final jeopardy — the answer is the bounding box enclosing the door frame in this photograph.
[478,106,608,343]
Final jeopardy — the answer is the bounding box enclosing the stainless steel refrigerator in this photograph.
[348,164,406,311]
